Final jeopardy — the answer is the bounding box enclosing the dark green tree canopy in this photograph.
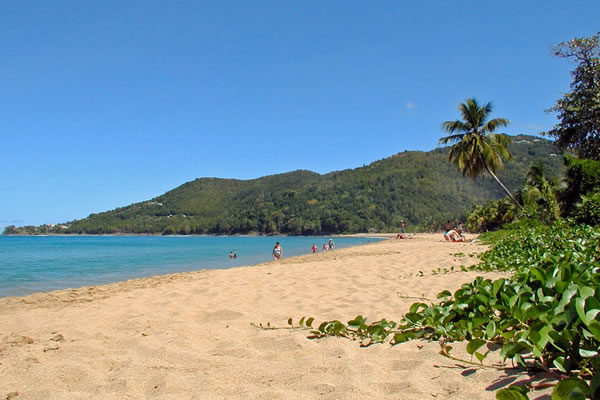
[546,32,600,160]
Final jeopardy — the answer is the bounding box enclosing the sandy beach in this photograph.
[0,234,550,399]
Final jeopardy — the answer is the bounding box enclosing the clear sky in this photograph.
[1,1,599,229]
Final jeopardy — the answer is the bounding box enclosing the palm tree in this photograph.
[440,98,524,210]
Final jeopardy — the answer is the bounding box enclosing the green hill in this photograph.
[14,135,565,235]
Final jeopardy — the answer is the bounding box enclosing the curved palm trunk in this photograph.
[484,164,525,211]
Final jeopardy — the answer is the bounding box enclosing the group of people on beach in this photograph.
[323,239,335,252]
[273,239,335,260]
[260,221,468,263]
[443,220,467,242]
[309,239,336,256]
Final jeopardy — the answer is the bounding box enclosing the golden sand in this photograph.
[0,234,550,399]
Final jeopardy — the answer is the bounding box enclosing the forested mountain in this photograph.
[10,135,564,235]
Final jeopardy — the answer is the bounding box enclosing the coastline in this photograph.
[1,233,546,399]
[0,235,385,299]
[0,235,390,304]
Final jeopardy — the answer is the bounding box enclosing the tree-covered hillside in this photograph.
[6,135,563,235]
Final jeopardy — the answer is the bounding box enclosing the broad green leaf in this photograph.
[551,377,588,400]
[485,321,497,339]
[472,317,487,329]
[555,286,578,314]
[492,278,505,297]
[474,351,488,362]
[466,339,486,355]
[535,325,552,350]
[501,342,529,359]
[553,356,567,373]
[578,348,598,358]
[575,297,586,324]
[579,286,595,300]
[393,333,408,343]
[530,267,546,282]
[587,321,600,340]
[585,309,600,326]
[409,302,428,313]
[305,317,314,328]
[496,387,529,400]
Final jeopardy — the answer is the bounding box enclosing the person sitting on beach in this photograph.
[272,242,282,260]
[443,220,453,241]
[322,242,328,252]
[396,221,413,239]
[397,221,405,239]
[446,229,467,242]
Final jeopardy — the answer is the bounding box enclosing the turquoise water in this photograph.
[0,235,382,298]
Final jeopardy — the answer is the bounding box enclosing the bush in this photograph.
[574,190,600,226]
[562,156,600,215]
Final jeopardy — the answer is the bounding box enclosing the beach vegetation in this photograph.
[545,32,600,160]
[267,222,599,398]
[466,154,600,233]
[561,156,600,218]
[440,98,524,210]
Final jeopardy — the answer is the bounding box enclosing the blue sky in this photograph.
[1,1,599,229]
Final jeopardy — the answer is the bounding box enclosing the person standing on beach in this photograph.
[322,242,328,252]
[328,238,335,251]
[312,244,317,253]
[272,241,282,260]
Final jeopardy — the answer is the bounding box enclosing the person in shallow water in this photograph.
[272,241,282,260]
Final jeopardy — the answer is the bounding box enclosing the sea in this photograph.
[0,235,383,298]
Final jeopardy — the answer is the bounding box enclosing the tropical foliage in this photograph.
[520,163,561,224]
[440,98,523,209]
[465,154,600,233]
[574,191,600,226]
[545,32,600,160]
[465,198,519,233]
[561,156,600,217]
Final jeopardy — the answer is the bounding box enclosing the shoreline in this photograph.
[1,233,538,399]
[0,235,392,302]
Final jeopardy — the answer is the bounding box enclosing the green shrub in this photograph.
[562,156,600,215]
[292,222,600,398]
[574,191,600,226]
